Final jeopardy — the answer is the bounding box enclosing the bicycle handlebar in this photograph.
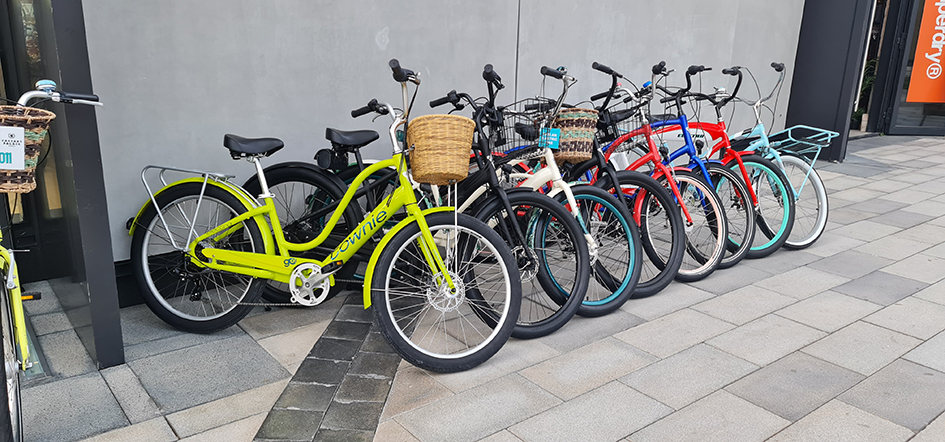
[592,62,623,79]
[389,59,415,83]
[351,98,389,118]
[652,61,667,76]
[771,62,785,72]
[483,64,504,89]
[540,66,564,79]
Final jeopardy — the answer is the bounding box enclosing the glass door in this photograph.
[888,0,945,134]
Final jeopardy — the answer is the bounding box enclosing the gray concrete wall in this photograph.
[81,0,805,261]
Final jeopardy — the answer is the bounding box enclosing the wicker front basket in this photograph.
[553,108,598,165]
[406,114,475,185]
[0,105,56,193]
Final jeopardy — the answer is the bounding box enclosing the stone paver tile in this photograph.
[257,320,331,372]
[864,297,945,339]
[119,304,183,346]
[894,223,945,243]
[879,188,939,204]
[321,401,385,432]
[374,419,420,442]
[860,178,912,193]
[122,327,242,362]
[911,410,945,442]
[915,280,945,306]
[767,400,914,442]
[741,250,822,272]
[628,390,789,442]
[805,234,866,258]
[775,291,881,332]
[294,358,350,385]
[614,309,734,359]
[273,382,336,412]
[535,310,645,353]
[833,187,885,203]
[903,200,945,217]
[22,373,128,442]
[256,409,323,441]
[430,338,559,393]
[349,352,400,379]
[688,264,774,295]
[802,321,921,376]
[706,315,826,366]
[621,344,758,409]
[100,364,161,424]
[130,335,289,413]
[29,311,72,336]
[166,379,288,437]
[478,430,524,442]
[692,286,795,325]
[854,235,932,260]
[817,207,876,225]
[238,296,342,340]
[509,381,672,442]
[807,250,893,279]
[839,359,945,432]
[396,374,561,442]
[925,242,945,259]
[726,352,864,421]
[868,209,933,228]
[335,375,393,403]
[832,271,928,306]
[178,412,266,442]
[904,331,945,373]
[883,253,945,284]
[315,428,374,442]
[309,337,363,361]
[620,283,715,321]
[520,337,656,400]
[846,198,908,215]
[37,329,97,377]
[381,367,454,420]
[21,280,61,315]
[830,220,901,242]
[79,417,177,442]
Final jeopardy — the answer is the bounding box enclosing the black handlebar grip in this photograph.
[483,64,502,83]
[351,98,378,118]
[592,62,619,78]
[687,65,706,76]
[389,59,411,82]
[61,92,99,102]
[722,67,740,76]
[430,96,452,108]
[590,90,610,101]
[652,61,667,75]
[771,62,785,72]
[540,66,564,79]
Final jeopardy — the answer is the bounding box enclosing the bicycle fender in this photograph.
[361,207,455,309]
[127,178,276,255]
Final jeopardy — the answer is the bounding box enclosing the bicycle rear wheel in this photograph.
[131,183,266,332]
[0,284,21,442]
[476,191,590,338]
[659,170,727,282]
[371,212,521,373]
[779,153,828,249]
[706,163,755,269]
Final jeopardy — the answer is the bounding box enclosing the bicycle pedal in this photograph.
[21,291,41,301]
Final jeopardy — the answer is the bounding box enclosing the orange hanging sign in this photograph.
[907,0,945,102]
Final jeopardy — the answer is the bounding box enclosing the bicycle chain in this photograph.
[236,278,365,307]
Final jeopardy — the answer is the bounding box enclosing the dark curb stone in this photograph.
[321,321,372,342]
[349,352,400,378]
[293,359,349,385]
[308,338,362,361]
[256,409,323,441]
[360,332,397,354]
[274,383,336,412]
[313,429,374,442]
[320,401,386,432]
[335,375,393,403]
[335,305,375,323]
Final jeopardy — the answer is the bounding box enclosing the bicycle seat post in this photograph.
[251,156,274,199]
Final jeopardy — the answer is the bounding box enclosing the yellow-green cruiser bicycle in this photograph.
[129,60,522,372]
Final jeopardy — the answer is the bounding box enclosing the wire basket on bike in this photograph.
[487,98,553,165]
[595,101,648,154]
[406,114,475,185]
[0,105,56,193]
[552,107,597,164]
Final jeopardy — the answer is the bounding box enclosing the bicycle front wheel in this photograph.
[476,191,590,339]
[661,170,728,282]
[371,212,521,373]
[706,162,756,269]
[0,284,21,442]
[731,155,795,259]
[131,183,266,332]
[779,153,828,249]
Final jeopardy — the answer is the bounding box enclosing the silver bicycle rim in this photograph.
[141,195,256,321]
[1,286,21,442]
[676,176,726,275]
[383,224,512,359]
[781,155,828,247]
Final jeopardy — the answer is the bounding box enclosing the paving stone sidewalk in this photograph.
[372,135,945,442]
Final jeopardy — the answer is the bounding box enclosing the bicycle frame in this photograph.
[0,244,28,369]
[192,152,451,282]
